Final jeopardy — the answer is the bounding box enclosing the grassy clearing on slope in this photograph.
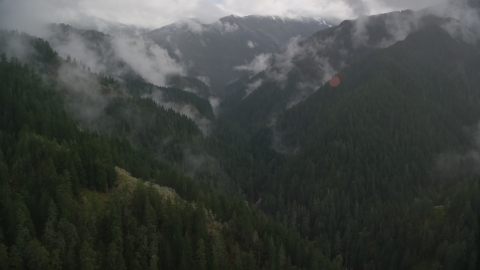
[115,167,223,235]
[116,166,180,202]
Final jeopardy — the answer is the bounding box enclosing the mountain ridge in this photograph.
[147,14,335,95]
[3,4,480,270]
[220,4,479,132]
[148,14,333,35]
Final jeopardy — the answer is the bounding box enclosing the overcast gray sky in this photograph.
[0,0,445,31]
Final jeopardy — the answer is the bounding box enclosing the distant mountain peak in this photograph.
[225,14,333,25]
[151,14,335,35]
[146,14,336,95]
[151,18,208,34]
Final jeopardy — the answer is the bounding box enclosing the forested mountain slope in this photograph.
[220,6,472,132]
[229,26,480,269]
[0,29,224,178]
[0,44,341,269]
[44,16,334,98]
[44,24,212,98]
[2,3,480,270]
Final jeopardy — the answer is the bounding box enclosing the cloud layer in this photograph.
[112,36,185,86]
[0,0,449,31]
[143,90,213,136]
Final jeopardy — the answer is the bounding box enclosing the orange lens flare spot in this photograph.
[329,76,341,87]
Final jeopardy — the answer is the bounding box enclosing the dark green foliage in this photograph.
[0,55,334,269]
[218,26,480,269]
[124,77,216,119]
[3,14,480,270]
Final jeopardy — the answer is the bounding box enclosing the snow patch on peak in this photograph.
[242,14,332,25]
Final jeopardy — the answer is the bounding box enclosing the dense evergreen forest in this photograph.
[0,34,341,269]
[1,8,480,270]
[229,26,480,269]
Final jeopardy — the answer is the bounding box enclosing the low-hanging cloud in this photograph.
[212,20,240,34]
[181,148,219,177]
[172,19,207,34]
[260,1,480,109]
[43,24,187,88]
[56,63,112,131]
[343,0,370,17]
[244,79,263,98]
[265,38,302,85]
[143,90,212,136]
[0,0,454,35]
[435,121,480,180]
[259,36,337,107]
[432,2,480,45]
[197,76,210,86]
[0,32,39,64]
[208,97,221,115]
[350,1,480,49]
[234,53,272,75]
[284,54,335,108]
[112,36,185,86]
[267,116,299,155]
[47,26,112,74]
